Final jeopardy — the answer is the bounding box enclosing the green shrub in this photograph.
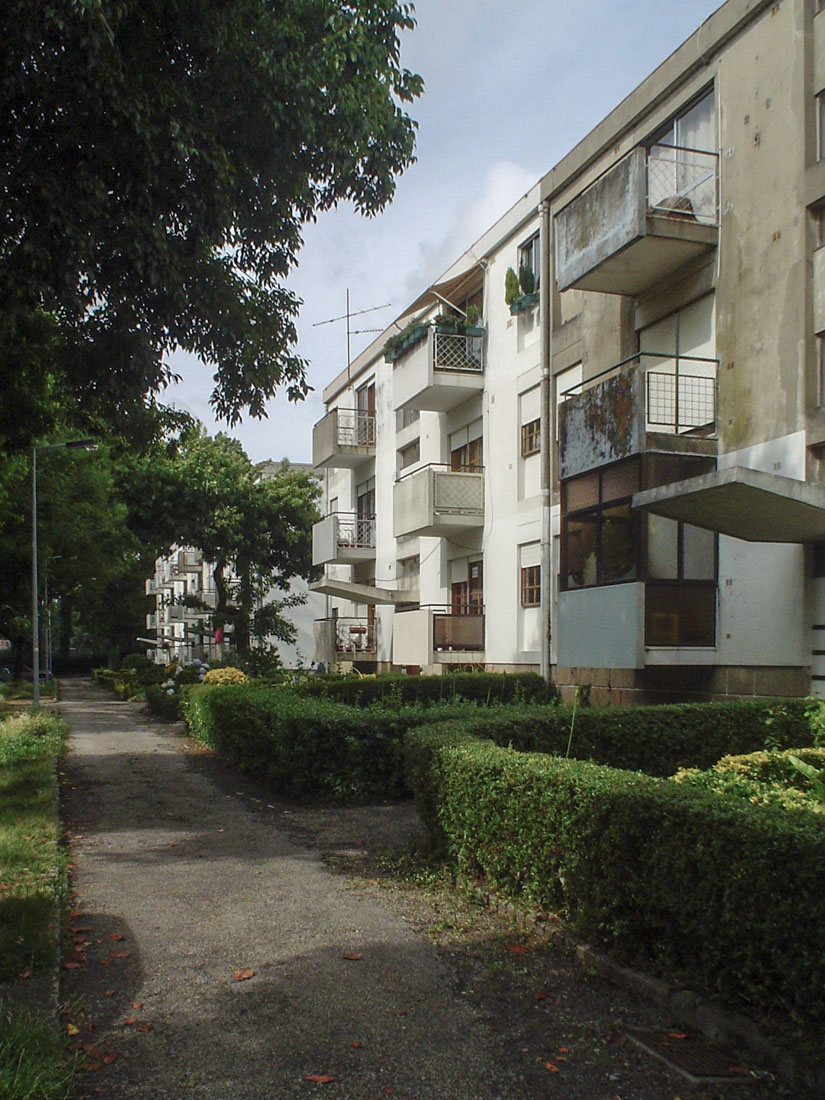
[419,698,816,777]
[296,671,555,709]
[673,746,825,813]
[202,667,247,686]
[182,684,482,803]
[404,722,825,1030]
[145,684,184,721]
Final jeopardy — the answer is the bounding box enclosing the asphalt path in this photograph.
[58,679,537,1099]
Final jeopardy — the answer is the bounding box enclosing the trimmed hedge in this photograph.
[294,671,556,708]
[182,684,483,803]
[404,722,825,1029]
[145,685,184,721]
[417,698,819,777]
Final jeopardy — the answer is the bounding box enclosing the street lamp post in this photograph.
[32,439,97,707]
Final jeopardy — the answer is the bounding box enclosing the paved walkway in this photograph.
[58,679,796,1099]
[59,680,538,1098]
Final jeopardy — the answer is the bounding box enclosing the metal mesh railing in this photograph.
[433,468,484,514]
[433,331,484,373]
[647,144,718,226]
[334,513,376,550]
[331,618,377,654]
[335,408,376,447]
[647,371,716,433]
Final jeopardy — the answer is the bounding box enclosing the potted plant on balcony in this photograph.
[460,303,484,337]
[433,311,460,335]
[383,317,430,361]
[509,264,539,314]
[504,266,520,307]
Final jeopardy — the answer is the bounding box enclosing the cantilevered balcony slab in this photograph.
[393,328,485,412]
[312,408,376,469]
[555,144,718,297]
[312,513,376,567]
[633,466,825,543]
[393,465,484,539]
[310,578,419,605]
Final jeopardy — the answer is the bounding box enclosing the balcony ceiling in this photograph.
[633,466,825,543]
[310,579,420,605]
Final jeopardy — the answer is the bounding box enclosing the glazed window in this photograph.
[521,418,540,457]
[561,458,641,590]
[521,565,541,607]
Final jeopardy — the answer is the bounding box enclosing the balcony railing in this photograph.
[432,330,484,373]
[561,352,717,435]
[316,617,377,657]
[555,143,719,295]
[335,408,375,447]
[313,407,376,469]
[431,606,485,652]
[647,144,718,226]
[333,513,376,551]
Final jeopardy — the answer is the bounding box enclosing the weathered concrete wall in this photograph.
[558,370,644,479]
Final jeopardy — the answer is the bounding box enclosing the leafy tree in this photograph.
[0,0,422,441]
[124,429,320,659]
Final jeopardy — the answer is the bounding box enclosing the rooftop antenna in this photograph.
[313,289,392,378]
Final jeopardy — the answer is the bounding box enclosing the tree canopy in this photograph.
[0,0,422,439]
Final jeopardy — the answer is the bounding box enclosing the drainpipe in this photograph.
[539,199,552,685]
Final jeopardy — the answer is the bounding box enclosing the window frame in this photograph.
[520,564,541,607]
[518,232,541,290]
[521,417,541,457]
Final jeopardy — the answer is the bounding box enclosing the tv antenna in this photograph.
[314,290,392,376]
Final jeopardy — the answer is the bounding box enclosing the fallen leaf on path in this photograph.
[132,1002,143,1010]
[123,1018,137,1027]
[534,993,547,1001]
[71,925,91,934]
[341,953,362,961]
[110,951,132,959]
[232,969,255,982]
[393,1010,407,1016]
[351,1042,363,1049]
[66,1024,80,1036]
[82,1044,105,1059]
[137,1023,153,1033]
[559,1047,569,1054]
[109,933,125,942]
[668,1032,687,1040]
[102,1053,117,1065]
[62,961,81,970]
[78,1062,101,1073]
[105,989,115,997]
[729,1067,750,1077]
[544,1061,560,1073]
[303,1075,337,1083]
[19,968,30,980]
[504,944,529,954]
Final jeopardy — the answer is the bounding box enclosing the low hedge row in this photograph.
[145,685,184,721]
[404,722,825,1029]
[181,684,482,803]
[294,671,555,708]
[425,698,818,777]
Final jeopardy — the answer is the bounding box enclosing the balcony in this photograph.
[555,144,719,296]
[146,612,157,630]
[558,353,718,480]
[393,606,485,668]
[312,512,376,567]
[313,408,376,469]
[172,549,202,574]
[393,464,484,539]
[393,328,485,413]
[145,578,159,596]
[314,617,377,666]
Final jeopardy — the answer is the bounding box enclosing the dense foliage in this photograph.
[182,683,484,803]
[295,671,555,707]
[0,0,422,437]
[404,722,825,1032]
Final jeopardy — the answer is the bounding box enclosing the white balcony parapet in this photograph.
[313,407,376,469]
[312,512,376,566]
[393,606,485,668]
[393,464,484,539]
[393,328,485,412]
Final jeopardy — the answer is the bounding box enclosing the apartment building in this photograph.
[312,0,825,703]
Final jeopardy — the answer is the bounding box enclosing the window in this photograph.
[519,233,540,291]
[521,418,540,457]
[451,438,483,471]
[398,438,420,470]
[396,406,420,430]
[521,565,541,607]
[356,477,375,519]
[561,458,641,590]
[819,93,825,162]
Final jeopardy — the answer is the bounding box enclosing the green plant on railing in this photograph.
[504,266,520,306]
[464,303,480,328]
[518,263,536,296]
[787,754,825,804]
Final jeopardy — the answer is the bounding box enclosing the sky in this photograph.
[166,0,725,465]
